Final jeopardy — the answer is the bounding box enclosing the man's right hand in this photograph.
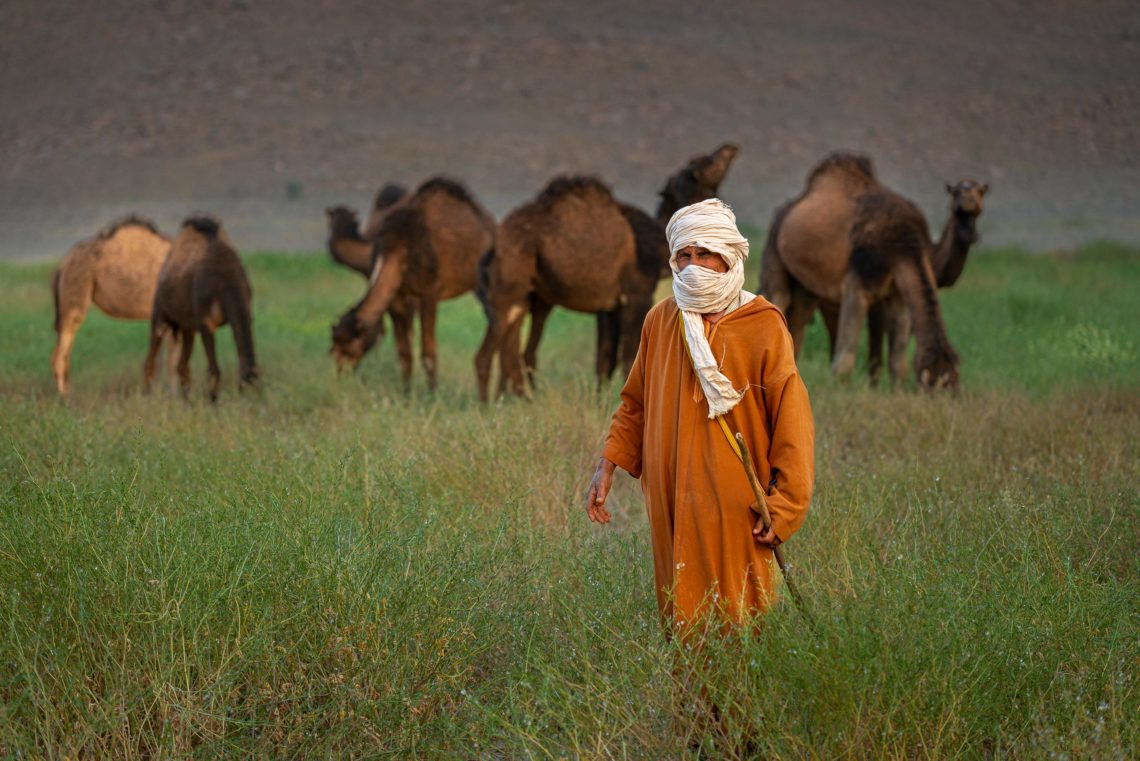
[585,458,616,524]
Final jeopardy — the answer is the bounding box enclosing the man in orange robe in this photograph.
[586,199,814,630]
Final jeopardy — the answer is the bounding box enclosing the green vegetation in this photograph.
[1,246,1136,758]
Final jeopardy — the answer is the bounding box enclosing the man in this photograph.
[585,198,814,631]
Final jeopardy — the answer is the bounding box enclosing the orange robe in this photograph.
[603,296,814,628]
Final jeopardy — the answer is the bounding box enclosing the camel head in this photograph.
[330,309,381,372]
[656,143,740,223]
[945,180,988,219]
[916,344,960,391]
[326,206,362,238]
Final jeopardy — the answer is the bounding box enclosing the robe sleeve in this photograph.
[761,328,815,543]
[601,316,649,479]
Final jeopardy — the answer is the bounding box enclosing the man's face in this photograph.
[675,245,729,273]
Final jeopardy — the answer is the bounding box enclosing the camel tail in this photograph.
[51,268,62,333]
[221,281,258,384]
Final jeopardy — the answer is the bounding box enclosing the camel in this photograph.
[50,216,172,395]
[759,152,983,387]
[325,183,409,277]
[143,217,258,401]
[862,179,988,382]
[474,176,636,402]
[329,177,495,391]
[836,190,961,388]
[507,144,741,391]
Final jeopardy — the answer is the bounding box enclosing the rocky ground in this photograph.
[2,0,1138,260]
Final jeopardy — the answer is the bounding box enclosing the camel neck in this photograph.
[933,211,978,288]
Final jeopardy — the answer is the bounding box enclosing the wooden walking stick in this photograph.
[733,431,813,623]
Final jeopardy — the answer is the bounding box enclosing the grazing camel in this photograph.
[144,217,258,401]
[474,176,636,402]
[510,144,741,390]
[50,216,172,395]
[329,177,495,391]
[837,190,961,388]
[760,152,984,387]
[325,183,409,277]
[863,179,988,382]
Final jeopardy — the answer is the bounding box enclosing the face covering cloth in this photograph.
[666,198,753,418]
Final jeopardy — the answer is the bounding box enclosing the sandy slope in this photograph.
[2,0,1138,260]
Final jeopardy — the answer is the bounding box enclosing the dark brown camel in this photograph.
[509,144,741,390]
[143,217,258,401]
[760,152,983,387]
[837,190,960,388]
[474,176,636,402]
[863,180,988,382]
[330,177,495,391]
[50,216,172,395]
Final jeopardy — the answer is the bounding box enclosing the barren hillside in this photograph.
[2,0,1138,260]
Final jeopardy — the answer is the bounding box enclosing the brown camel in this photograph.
[325,183,409,277]
[143,217,258,401]
[862,179,988,382]
[474,176,636,402]
[835,190,960,388]
[329,177,495,391]
[760,152,982,387]
[510,144,741,391]
[50,216,172,395]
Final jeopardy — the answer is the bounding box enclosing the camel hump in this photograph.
[536,175,615,208]
[182,216,222,237]
[414,176,478,207]
[98,214,160,240]
[807,151,877,186]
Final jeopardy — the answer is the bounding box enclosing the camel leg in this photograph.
[51,307,88,397]
[820,302,839,359]
[200,327,221,403]
[785,285,818,359]
[501,312,528,397]
[388,304,414,393]
[142,320,165,395]
[523,298,554,390]
[596,308,620,384]
[616,294,654,379]
[885,293,912,386]
[474,317,504,404]
[174,328,195,400]
[867,302,886,386]
[831,272,870,380]
[418,296,439,392]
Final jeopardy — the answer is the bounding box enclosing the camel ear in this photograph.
[945,182,955,195]
[979,182,990,195]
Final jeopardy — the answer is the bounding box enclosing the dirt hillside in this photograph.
[2,0,1138,260]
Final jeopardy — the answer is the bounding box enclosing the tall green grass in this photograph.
[1,245,1136,758]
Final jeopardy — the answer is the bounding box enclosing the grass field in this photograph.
[1,244,1137,758]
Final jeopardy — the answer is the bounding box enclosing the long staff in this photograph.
[733,432,813,624]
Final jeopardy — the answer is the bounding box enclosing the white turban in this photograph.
[666,199,754,418]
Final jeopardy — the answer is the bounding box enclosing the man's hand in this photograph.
[586,458,616,524]
[750,504,781,547]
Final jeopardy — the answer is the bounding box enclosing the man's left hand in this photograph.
[751,507,781,547]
